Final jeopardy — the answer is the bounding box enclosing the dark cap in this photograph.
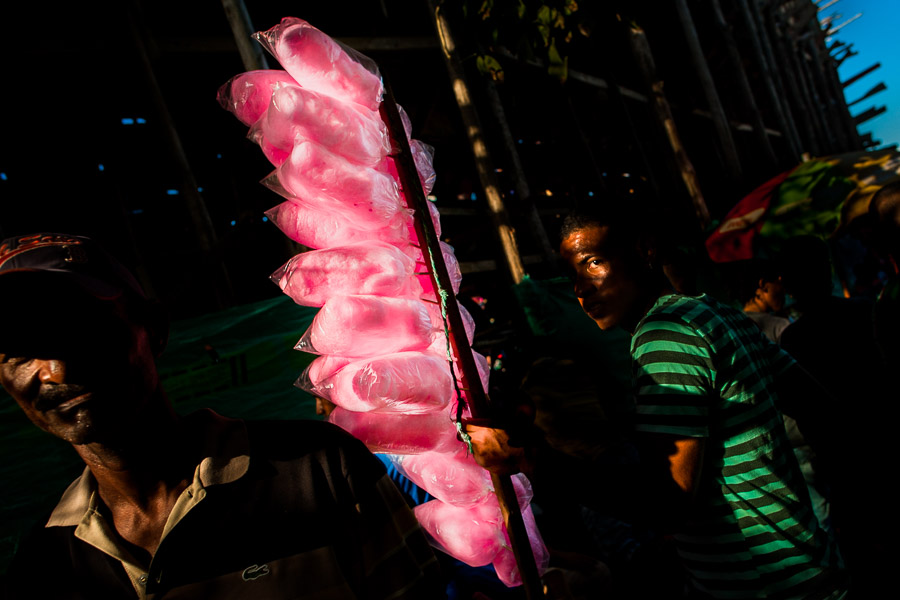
[0,233,146,303]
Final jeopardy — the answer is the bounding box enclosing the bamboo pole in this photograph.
[709,0,777,168]
[842,63,881,88]
[808,16,858,150]
[762,3,821,155]
[219,0,301,260]
[127,1,234,309]
[594,11,664,204]
[804,36,846,152]
[740,0,803,160]
[784,29,828,153]
[627,24,711,230]
[220,0,269,70]
[380,79,544,600]
[674,0,742,181]
[482,78,558,269]
[793,10,842,152]
[430,1,527,286]
[815,33,860,151]
[848,82,886,107]
[795,35,835,152]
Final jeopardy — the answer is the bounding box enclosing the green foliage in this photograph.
[456,0,593,83]
[476,53,506,81]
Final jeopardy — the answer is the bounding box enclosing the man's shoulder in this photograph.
[186,409,385,483]
[244,417,372,460]
[636,294,715,338]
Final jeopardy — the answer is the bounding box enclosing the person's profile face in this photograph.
[559,224,647,332]
[0,290,159,445]
[759,278,785,312]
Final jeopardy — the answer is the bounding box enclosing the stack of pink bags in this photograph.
[218,17,547,586]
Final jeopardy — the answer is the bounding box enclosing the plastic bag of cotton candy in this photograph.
[253,16,383,111]
[264,200,411,250]
[218,16,547,587]
[294,295,436,358]
[272,241,419,307]
[412,473,550,585]
[265,140,407,229]
[297,351,453,415]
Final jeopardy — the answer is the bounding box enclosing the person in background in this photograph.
[466,205,848,599]
[736,259,831,533]
[740,260,791,343]
[0,233,443,599]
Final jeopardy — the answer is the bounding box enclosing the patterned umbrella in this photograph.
[706,149,900,262]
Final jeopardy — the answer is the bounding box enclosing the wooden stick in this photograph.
[380,79,544,599]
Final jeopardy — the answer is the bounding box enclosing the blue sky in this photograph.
[828,0,900,148]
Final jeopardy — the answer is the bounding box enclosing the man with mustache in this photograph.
[467,205,849,599]
[0,233,442,599]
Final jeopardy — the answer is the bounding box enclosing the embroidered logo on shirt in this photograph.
[241,564,270,581]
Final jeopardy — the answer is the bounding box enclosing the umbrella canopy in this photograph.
[706,149,900,263]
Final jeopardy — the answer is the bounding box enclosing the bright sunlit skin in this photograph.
[559,224,662,333]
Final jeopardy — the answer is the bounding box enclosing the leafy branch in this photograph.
[457,0,593,82]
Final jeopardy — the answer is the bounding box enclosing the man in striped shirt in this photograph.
[555,209,848,598]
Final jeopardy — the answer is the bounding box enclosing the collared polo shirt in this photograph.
[6,410,442,599]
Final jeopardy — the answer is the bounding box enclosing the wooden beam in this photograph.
[853,105,887,125]
[742,0,803,158]
[481,76,558,268]
[710,0,777,167]
[674,0,742,181]
[764,2,822,155]
[430,2,527,286]
[501,47,784,138]
[336,36,440,52]
[842,63,881,88]
[627,24,710,230]
[848,82,887,106]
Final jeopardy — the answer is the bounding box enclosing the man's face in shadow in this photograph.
[0,284,161,445]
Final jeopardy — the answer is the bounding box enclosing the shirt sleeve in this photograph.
[631,314,714,438]
[341,437,445,599]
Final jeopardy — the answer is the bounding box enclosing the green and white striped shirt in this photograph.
[632,294,846,599]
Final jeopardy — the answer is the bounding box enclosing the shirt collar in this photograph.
[45,409,251,528]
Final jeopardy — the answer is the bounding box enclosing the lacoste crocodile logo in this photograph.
[241,564,270,581]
